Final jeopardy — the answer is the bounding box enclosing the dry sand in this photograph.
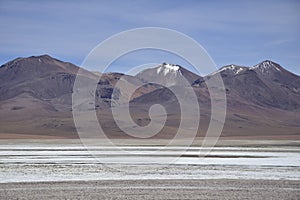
[0,179,299,200]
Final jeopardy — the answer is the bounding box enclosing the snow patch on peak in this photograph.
[224,65,245,74]
[251,61,281,73]
[210,64,246,76]
[157,63,181,76]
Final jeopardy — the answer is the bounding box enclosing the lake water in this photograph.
[0,141,299,183]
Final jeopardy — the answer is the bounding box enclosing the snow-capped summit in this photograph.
[209,64,248,76]
[208,60,286,78]
[156,62,182,76]
[220,64,247,74]
[251,60,282,74]
[136,62,201,86]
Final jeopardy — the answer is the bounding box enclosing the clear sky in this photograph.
[0,0,299,75]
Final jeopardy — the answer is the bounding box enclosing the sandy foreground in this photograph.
[0,179,299,200]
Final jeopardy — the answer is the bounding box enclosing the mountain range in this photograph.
[0,55,299,139]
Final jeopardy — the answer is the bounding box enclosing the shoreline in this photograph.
[0,138,299,147]
[0,134,300,140]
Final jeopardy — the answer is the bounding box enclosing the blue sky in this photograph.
[0,0,299,75]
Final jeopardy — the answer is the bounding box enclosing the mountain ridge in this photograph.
[0,55,299,139]
[2,55,299,77]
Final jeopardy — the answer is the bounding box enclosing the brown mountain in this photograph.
[196,61,300,137]
[202,61,300,110]
[0,55,157,138]
[0,55,299,139]
[130,60,300,137]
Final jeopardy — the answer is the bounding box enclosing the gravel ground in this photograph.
[0,179,299,200]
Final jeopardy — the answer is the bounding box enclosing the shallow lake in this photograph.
[0,140,299,182]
